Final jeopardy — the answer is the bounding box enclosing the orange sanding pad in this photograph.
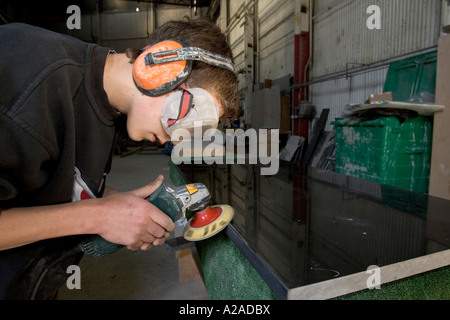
[183,205,234,241]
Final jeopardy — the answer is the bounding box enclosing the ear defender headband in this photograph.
[132,40,235,97]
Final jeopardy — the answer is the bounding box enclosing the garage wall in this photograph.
[222,0,295,90]
[219,0,296,126]
[69,0,209,52]
[219,0,443,131]
[257,0,295,82]
[311,0,442,129]
[313,0,440,78]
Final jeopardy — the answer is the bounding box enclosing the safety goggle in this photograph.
[161,85,220,138]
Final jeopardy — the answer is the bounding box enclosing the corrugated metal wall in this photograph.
[312,0,441,77]
[311,0,442,129]
[224,0,295,91]
[225,0,247,88]
[256,0,295,82]
[311,68,389,131]
[223,0,442,130]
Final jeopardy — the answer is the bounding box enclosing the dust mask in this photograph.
[161,87,220,138]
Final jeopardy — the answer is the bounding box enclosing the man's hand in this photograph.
[96,175,175,251]
[0,175,175,252]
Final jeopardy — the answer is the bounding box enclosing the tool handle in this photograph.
[80,184,182,258]
[148,184,183,221]
[79,236,124,259]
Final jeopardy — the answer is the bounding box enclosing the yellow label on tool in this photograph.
[186,184,198,195]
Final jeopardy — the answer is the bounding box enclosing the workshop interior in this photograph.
[1,0,449,300]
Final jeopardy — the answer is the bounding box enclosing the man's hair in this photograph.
[126,19,240,123]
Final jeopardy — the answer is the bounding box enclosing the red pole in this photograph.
[293,31,310,226]
[293,32,310,139]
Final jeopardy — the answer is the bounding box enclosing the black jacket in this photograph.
[0,23,122,299]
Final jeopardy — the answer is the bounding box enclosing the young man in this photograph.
[0,19,239,299]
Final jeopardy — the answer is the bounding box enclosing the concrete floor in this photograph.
[58,149,209,300]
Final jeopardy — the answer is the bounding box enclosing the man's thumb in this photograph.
[130,175,164,199]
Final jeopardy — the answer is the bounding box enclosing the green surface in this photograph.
[333,116,433,193]
[196,233,278,300]
[336,266,450,300]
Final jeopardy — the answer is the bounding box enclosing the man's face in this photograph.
[125,93,171,144]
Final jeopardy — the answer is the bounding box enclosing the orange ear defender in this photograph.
[132,40,235,97]
[133,40,192,96]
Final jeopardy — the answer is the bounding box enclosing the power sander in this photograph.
[79,183,234,258]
